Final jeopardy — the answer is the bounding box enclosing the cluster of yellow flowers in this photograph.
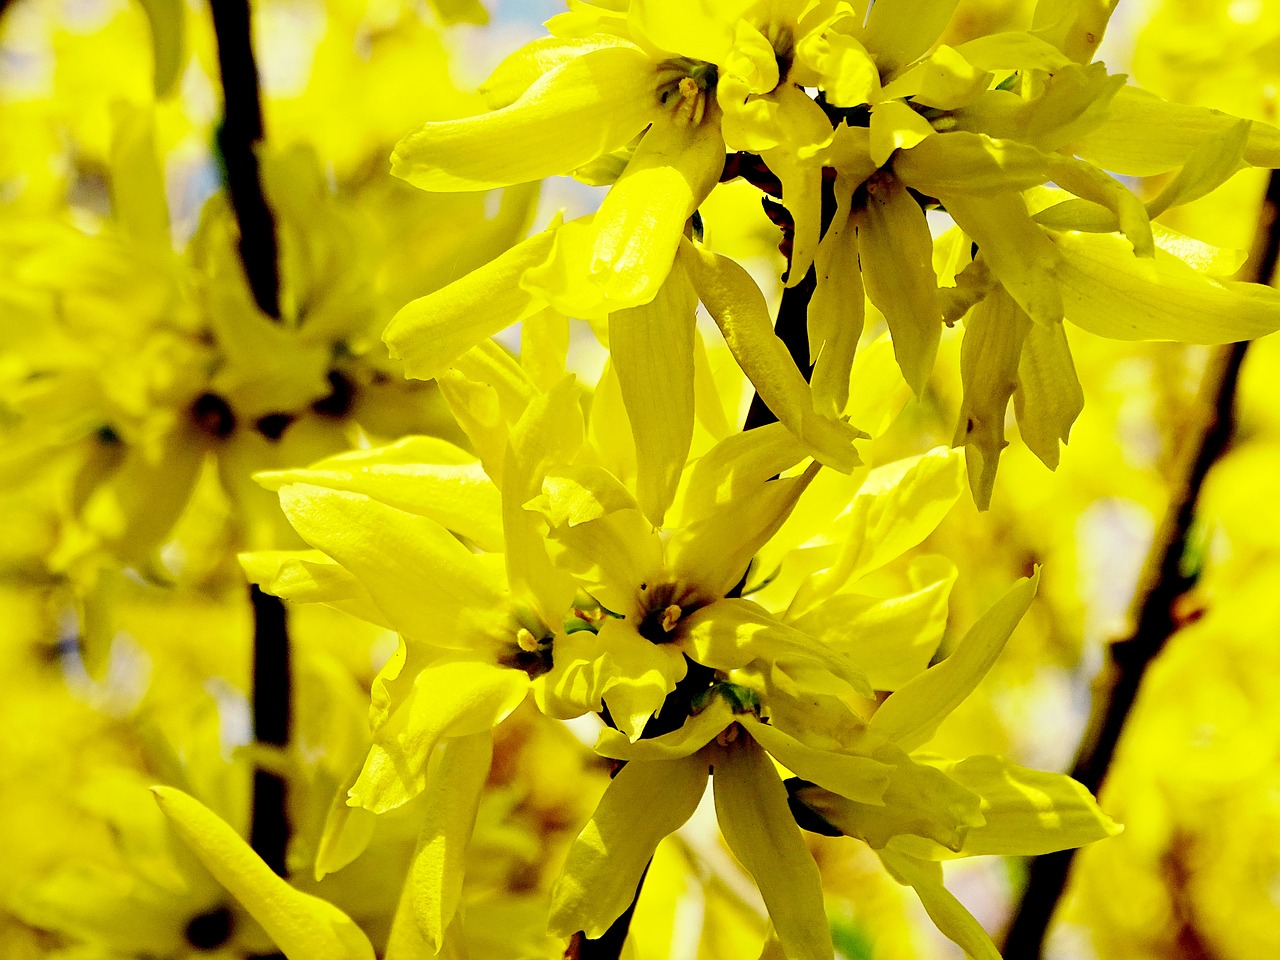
[3,0,1280,958]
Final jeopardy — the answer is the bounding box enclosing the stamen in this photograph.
[516,627,540,653]
[659,604,683,634]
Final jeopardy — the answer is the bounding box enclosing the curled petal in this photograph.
[392,45,661,191]
[152,788,375,960]
[552,757,707,938]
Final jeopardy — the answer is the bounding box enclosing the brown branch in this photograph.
[209,0,291,914]
[209,0,280,320]
[1002,167,1280,958]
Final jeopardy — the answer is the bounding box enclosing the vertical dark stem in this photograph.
[743,266,818,431]
[1003,168,1280,958]
[249,584,291,878]
[209,0,280,320]
[210,0,289,894]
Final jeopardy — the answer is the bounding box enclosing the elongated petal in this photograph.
[908,756,1121,858]
[524,106,725,317]
[945,191,1063,325]
[869,571,1039,751]
[350,663,528,812]
[1054,230,1280,342]
[240,550,391,628]
[479,35,636,108]
[952,287,1032,509]
[858,175,942,394]
[152,787,375,960]
[741,718,890,804]
[1014,319,1083,470]
[952,31,1071,71]
[543,507,664,615]
[611,257,698,525]
[809,196,864,417]
[1146,119,1249,219]
[550,756,708,937]
[682,597,873,699]
[893,133,1050,197]
[868,100,935,167]
[861,0,961,75]
[277,484,508,647]
[392,45,661,191]
[714,736,834,960]
[796,447,964,610]
[792,748,983,850]
[673,423,809,528]
[407,732,493,950]
[257,438,503,552]
[1047,156,1152,256]
[1073,85,1280,176]
[878,850,1001,960]
[503,376,584,617]
[670,463,821,600]
[597,618,689,739]
[595,697,735,760]
[384,228,556,381]
[682,241,862,471]
[879,45,992,111]
[790,555,957,690]
[628,0,748,62]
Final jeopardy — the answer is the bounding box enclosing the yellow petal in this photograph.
[879,45,992,111]
[861,0,962,75]
[1014,319,1082,470]
[945,191,1063,325]
[151,787,375,960]
[869,570,1039,751]
[796,447,964,609]
[549,755,708,937]
[868,100,935,167]
[670,463,822,600]
[713,736,834,960]
[350,663,528,813]
[384,227,556,381]
[1073,85,1280,176]
[392,45,661,191]
[740,717,890,805]
[682,240,863,471]
[877,850,1001,960]
[912,756,1121,858]
[893,132,1050,197]
[790,555,957,690]
[610,257,699,526]
[1055,229,1280,342]
[256,437,504,552]
[792,749,983,850]
[276,484,508,647]
[524,106,726,317]
[406,732,493,950]
[502,376,584,617]
[952,286,1032,509]
[858,175,942,395]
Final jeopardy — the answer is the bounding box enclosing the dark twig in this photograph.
[249,585,291,878]
[209,0,291,895]
[1003,168,1280,958]
[209,0,280,320]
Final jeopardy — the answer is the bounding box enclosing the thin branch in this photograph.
[209,0,280,320]
[1003,168,1280,957]
[209,0,291,897]
[249,585,291,878]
